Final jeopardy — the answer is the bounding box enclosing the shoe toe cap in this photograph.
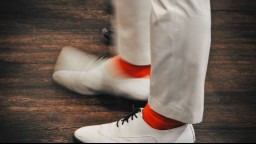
[74,126,101,143]
[54,46,98,72]
[52,71,96,95]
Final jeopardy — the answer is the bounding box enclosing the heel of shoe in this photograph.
[189,124,196,143]
[175,124,196,143]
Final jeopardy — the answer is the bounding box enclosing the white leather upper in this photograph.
[74,110,195,143]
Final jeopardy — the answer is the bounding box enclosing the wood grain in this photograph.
[0,0,256,143]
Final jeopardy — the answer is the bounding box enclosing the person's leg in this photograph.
[74,0,211,143]
[107,0,152,78]
[148,0,211,124]
[114,0,151,66]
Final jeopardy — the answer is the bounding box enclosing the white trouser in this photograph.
[115,0,211,124]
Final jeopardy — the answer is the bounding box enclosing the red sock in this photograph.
[143,104,184,130]
[114,56,150,78]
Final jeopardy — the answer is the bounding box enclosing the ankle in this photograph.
[143,104,184,130]
[110,56,150,78]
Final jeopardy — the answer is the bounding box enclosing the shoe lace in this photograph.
[94,57,108,65]
[116,108,141,127]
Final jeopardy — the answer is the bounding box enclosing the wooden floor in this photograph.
[0,0,255,143]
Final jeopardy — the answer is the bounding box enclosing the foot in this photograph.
[52,47,150,101]
[74,109,196,143]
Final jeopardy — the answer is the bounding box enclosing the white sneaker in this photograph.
[52,47,150,101]
[74,109,196,143]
